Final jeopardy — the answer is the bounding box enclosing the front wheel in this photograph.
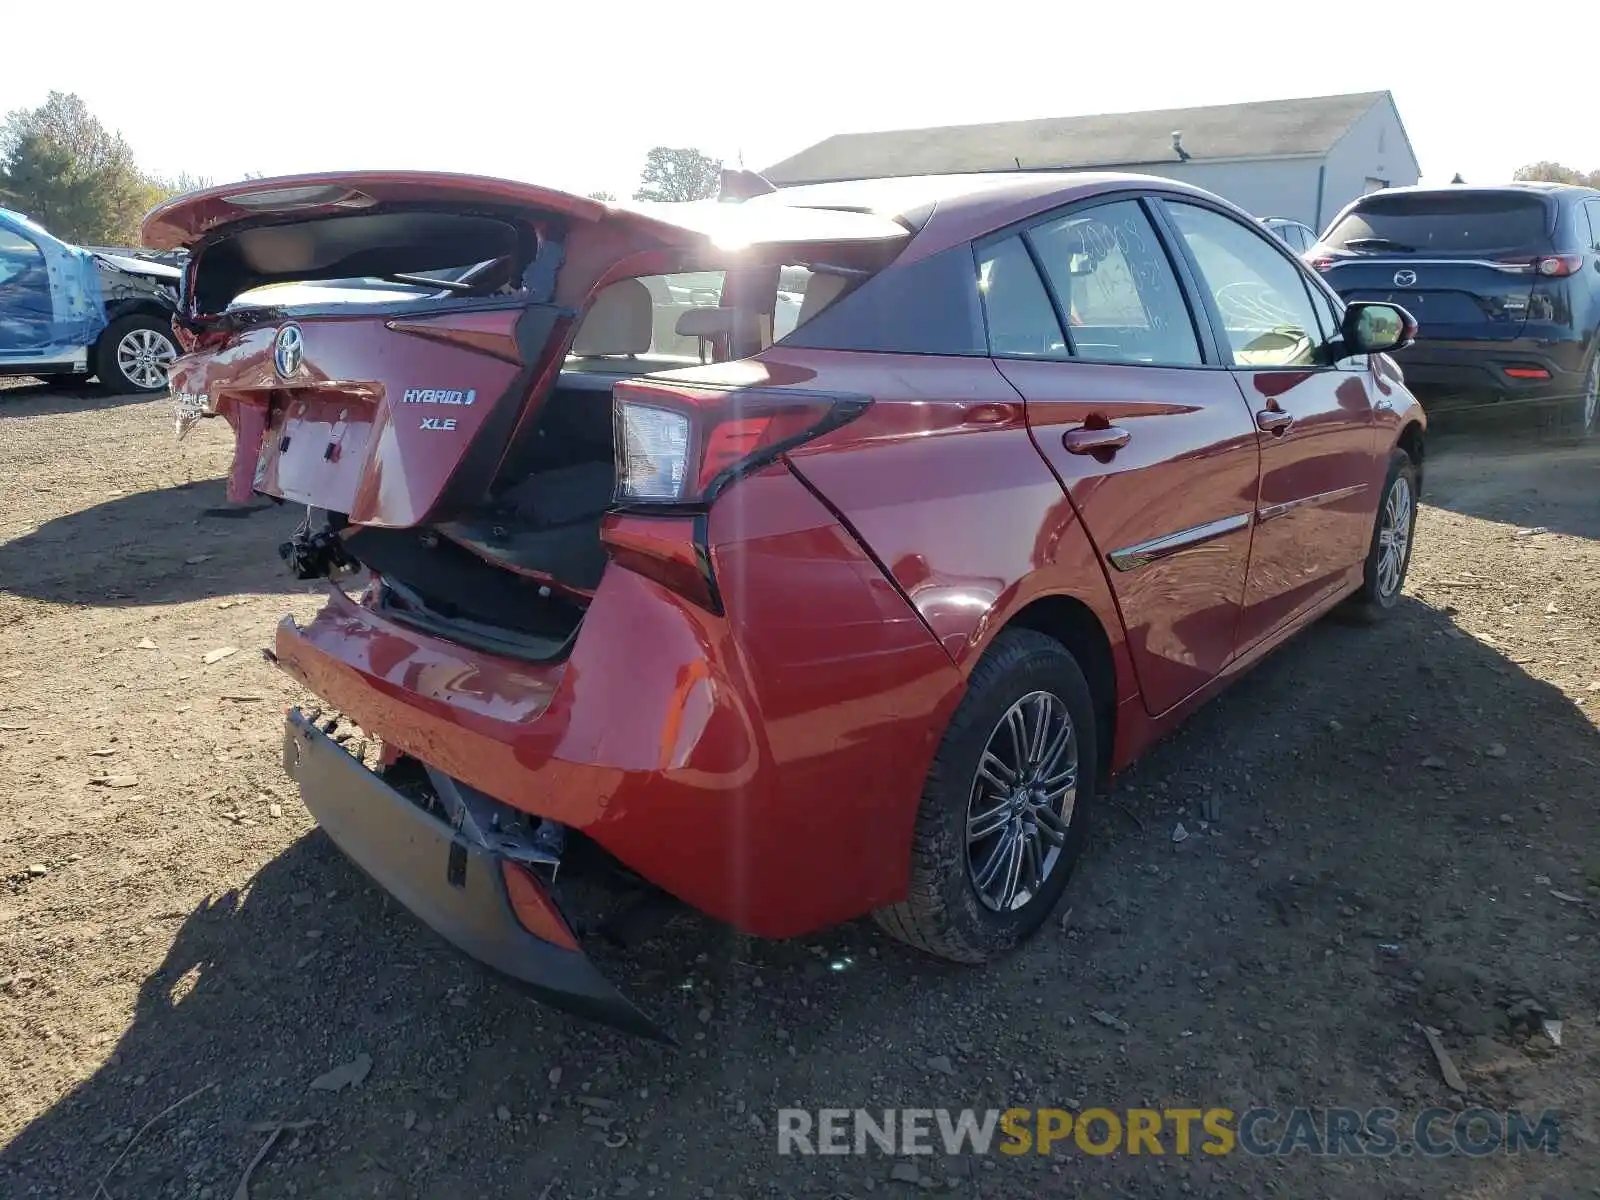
[873,628,1096,963]
[1341,448,1419,621]
[95,314,178,394]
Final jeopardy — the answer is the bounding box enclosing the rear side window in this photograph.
[1583,201,1600,251]
[1027,200,1203,366]
[976,236,1065,358]
[780,243,985,356]
[1323,192,1552,256]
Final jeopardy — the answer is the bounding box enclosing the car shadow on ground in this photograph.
[0,477,304,607]
[1423,413,1600,540]
[3,595,1596,1198]
[0,378,159,418]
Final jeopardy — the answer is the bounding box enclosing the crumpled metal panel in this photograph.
[0,207,108,359]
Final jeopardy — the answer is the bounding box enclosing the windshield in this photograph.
[1323,192,1552,256]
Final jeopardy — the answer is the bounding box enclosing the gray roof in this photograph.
[764,92,1392,186]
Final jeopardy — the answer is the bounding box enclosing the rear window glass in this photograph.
[194,211,523,313]
[1324,193,1551,255]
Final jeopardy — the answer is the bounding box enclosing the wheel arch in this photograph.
[996,592,1118,781]
[100,299,176,331]
[1397,419,1425,490]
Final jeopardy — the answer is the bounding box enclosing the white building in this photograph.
[763,92,1420,235]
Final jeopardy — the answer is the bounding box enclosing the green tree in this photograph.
[585,189,617,202]
[1513,161,1600,188]
[0,91,163,243]
[632,147,721,203]
[149,171,217,201]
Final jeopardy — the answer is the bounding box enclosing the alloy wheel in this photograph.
[965,690,1077,913]
[116,328,177,390]
[1376,474,1413,599]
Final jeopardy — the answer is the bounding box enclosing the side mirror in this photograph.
[1342,301,1417,355]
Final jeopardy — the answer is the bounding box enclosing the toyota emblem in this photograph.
[1393,269,1417,287]
[273,324,304,378]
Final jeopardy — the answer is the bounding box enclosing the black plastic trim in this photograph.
[283,710,669,1041]
[690,511,725,617]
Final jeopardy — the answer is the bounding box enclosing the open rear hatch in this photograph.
[150,174,689,522]
[146,172,908,655]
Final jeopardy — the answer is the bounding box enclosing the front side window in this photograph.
[1027,200,1202,366]
[1306,278,1350,351]
[1164,202,1328,369]
[0,228,45,288]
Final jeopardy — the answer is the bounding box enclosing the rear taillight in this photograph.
[1310,257,1335,273]
[1494,254,1583,277]
[1536,254,1584,277]
[612,380,869,507]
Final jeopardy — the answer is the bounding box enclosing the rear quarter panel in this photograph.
[763,348,1137,705]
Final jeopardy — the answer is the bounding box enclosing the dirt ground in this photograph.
[0,378,1596,1200]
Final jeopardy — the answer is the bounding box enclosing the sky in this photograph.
[4,1,1594,199]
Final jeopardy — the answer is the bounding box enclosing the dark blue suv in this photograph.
[1310,183,1600,437]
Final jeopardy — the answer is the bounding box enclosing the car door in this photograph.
[0,223,53,356]
[1158,198,1383,651]
[980,196,1263,716]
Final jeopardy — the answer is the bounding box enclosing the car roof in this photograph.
[746,170,1246,261]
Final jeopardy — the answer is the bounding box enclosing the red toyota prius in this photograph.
[144,169,1423,1039]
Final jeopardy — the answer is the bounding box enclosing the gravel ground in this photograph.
[0,379,1596,1199]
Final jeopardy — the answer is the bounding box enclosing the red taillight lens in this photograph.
[1536,254,1583,277]
[1311,257,1335,273]
[1495,254,1583,277]
[613,380,869,507]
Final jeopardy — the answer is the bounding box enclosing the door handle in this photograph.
[1062,425,1131,455]
[1256,408,1294,435]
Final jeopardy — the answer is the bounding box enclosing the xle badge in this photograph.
[420,417,457,431]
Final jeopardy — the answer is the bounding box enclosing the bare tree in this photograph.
[1513,161,1600,188]
[632,147,722,203]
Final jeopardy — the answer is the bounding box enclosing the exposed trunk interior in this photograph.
[347,370,624,661]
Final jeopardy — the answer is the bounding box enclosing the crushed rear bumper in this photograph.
[282,707,670,1042]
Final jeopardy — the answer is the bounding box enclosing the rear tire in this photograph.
[873,628,1096,963]
[94,313,178,395]
[1341,448,1419,622]
[1553,347,1599,441]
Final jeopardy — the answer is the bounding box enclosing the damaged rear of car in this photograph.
[144,172,932,1038]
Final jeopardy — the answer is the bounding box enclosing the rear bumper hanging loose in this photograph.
[282,707,670,1041]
